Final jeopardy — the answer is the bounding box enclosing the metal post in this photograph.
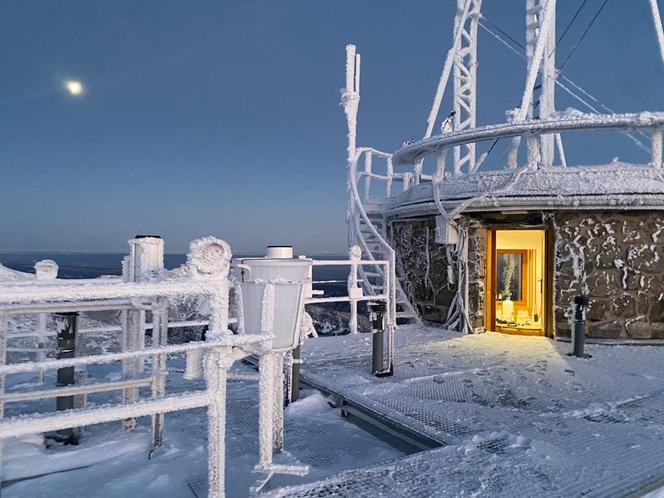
[206,346,230,498]
[371,302,386,375]
[151,299,168,449]
[572,295,590,358]
[124,235,163,431]
[273,353,284,452]
[258,352,276,468]
[0,312,6,484]
[54,312,79,444]
[35,260,58,385]
[348,246,361,334]
[289,346,301,404]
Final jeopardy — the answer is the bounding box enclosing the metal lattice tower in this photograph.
[526,0,557,168]
[452,0,482,175]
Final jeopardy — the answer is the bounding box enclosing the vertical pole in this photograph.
[258,352,275,468]
[363,151,372,201]
[124,235,164,431]
[35,260,58,385]
[151,299,168,449]
[273,353,284,452]
[413,160,422,184]
[572,295,589,358]
[652,128,663,168]
[344,44,359,162]
[348,246,361,334]
[0,312,6,484]
[435,147,446,179]
[289,346,301,403]
[386,157,394,198]
[54,312,79,444]
[206,347,230,498]
[371,302,385,375]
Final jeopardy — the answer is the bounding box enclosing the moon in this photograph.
[64,80,84,96]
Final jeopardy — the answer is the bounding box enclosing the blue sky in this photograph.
[0,1,662,254]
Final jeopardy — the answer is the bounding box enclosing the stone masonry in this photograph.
[390,217,456,323]
[391,211,664,340]
[554,211,664,340]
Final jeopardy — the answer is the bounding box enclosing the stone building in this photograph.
[341,41,664,342]
[386,165,664,340]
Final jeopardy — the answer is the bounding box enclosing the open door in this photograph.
[487,229,547,335]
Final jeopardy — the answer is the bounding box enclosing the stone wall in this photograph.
[467,224,487,332]
[554,211,664,339]
[390,217,456,323]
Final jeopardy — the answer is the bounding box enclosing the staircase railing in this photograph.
[348,147,424,331]
[348,149,396,326]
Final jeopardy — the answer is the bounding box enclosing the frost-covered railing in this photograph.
[306,250,393,333]
[0,237,303,498]
[354,147,411,202]
[0,335,268,497]
[393,111,664,184]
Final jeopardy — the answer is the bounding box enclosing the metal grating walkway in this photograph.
[265,327,664,497]
[187,364,406,498]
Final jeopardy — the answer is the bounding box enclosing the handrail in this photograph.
[394,112,664,165]
[348,150,397,328]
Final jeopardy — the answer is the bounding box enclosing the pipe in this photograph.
[54,312,80,445]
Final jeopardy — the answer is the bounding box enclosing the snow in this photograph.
[1,359,404,497]
[269,325,664,497]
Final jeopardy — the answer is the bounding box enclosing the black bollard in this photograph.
[290,345,301,404]
[572,295,591,359]
[371,302,386,375]
[54,312,80,444]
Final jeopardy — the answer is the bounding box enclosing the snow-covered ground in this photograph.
[2,355,404,497]
[6,323,664,496]
[270,326,664,497]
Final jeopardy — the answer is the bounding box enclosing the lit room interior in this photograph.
[492,229,545,335]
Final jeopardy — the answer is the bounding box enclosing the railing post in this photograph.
[258,351,276,468]
[413,160,422,184]
[0,312,6,484]
[54,312,80,444]
[436,147,447,179]
[348,246,362,334]
[124,235,164,431]
[403,172,412,191]
[273,352,285,452]
[289,346,301,403]
[652,127,662,168]
[205,346,232,498]
[363,151,372,201]
[151,298,168,449]
[386,157,394,198]
[34,260,58,384]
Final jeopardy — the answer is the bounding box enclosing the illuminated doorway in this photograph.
[487,229,547,335]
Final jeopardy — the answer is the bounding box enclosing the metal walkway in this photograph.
[186,364,405,498]
[265,327,664,497]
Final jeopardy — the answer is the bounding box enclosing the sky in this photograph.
[0,1,662,255]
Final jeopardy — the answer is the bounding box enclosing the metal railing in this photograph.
[0,236,306,498]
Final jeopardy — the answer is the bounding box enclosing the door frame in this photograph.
[485,227,553,337]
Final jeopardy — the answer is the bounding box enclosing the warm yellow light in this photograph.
[64,80,84,96]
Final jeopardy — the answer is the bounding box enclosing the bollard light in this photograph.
[240,246,311,352]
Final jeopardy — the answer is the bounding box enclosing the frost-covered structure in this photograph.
[343,0,664,340]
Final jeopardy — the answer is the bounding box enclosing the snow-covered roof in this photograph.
[388,164,664,215]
